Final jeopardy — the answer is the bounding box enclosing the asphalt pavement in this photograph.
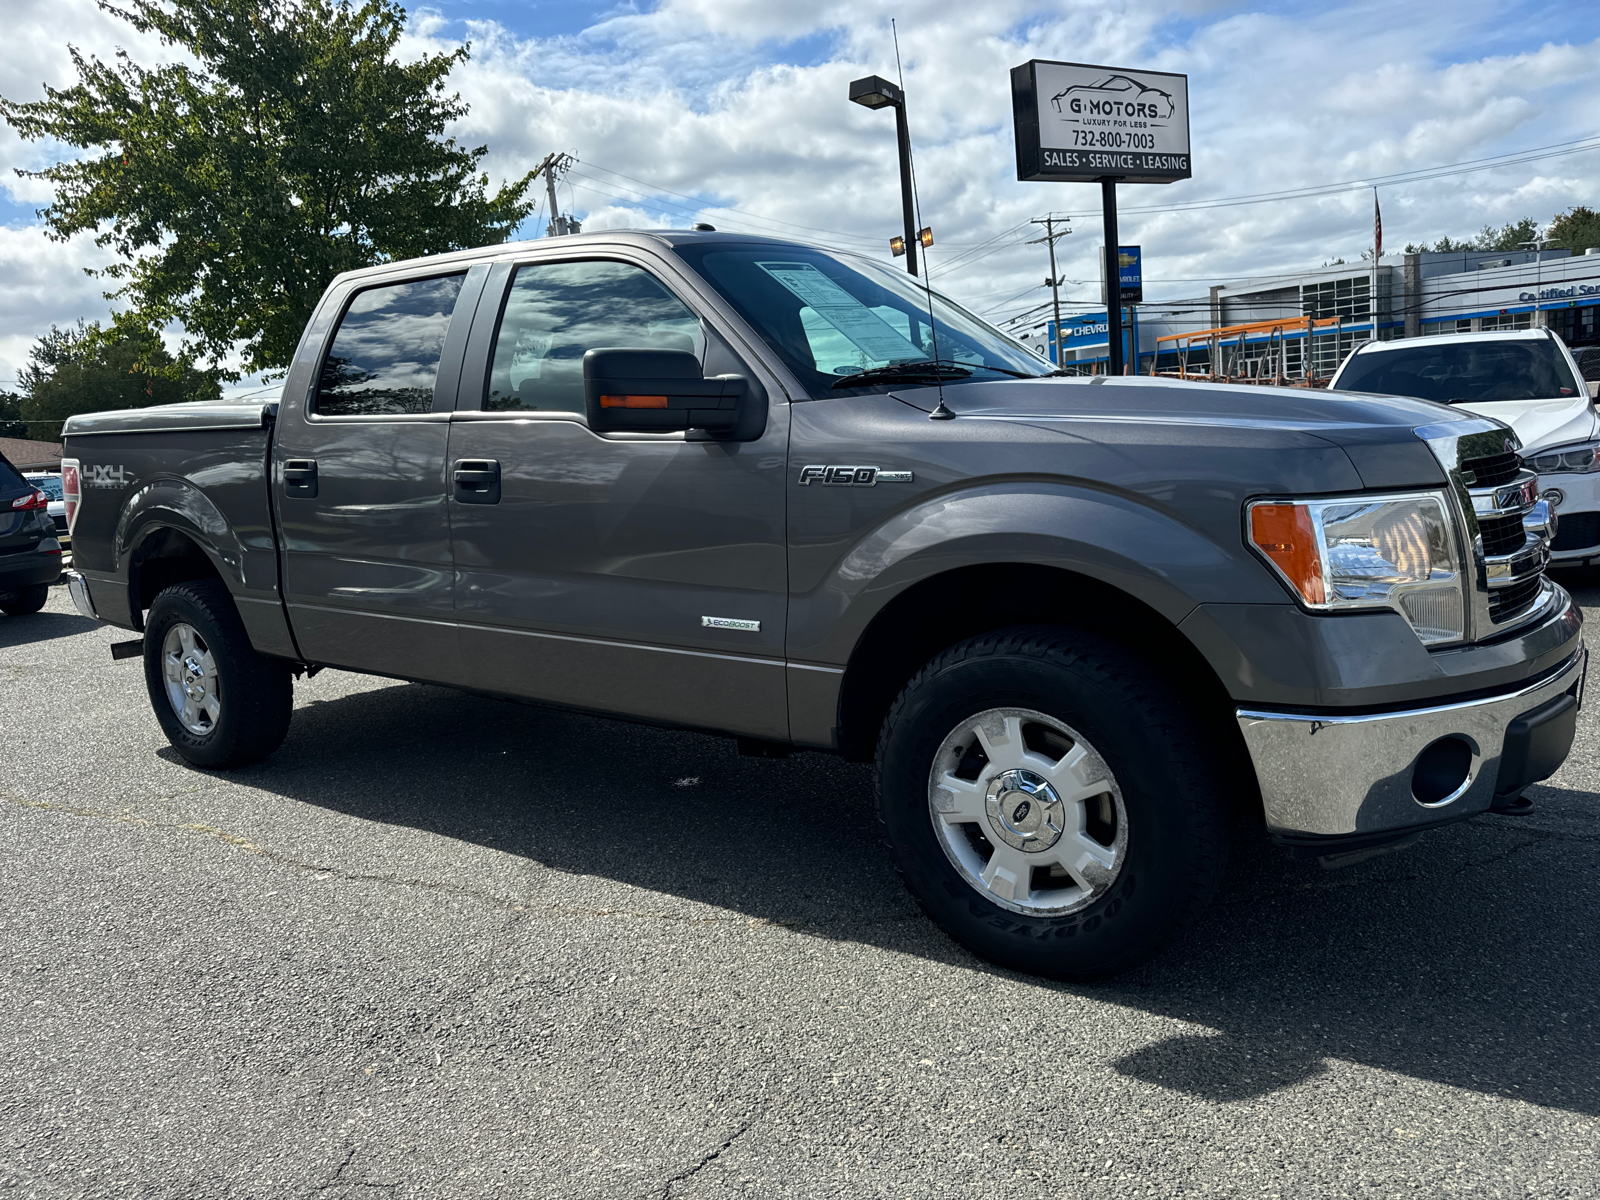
[2,577,1598,1198]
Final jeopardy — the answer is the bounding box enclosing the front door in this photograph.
[274,266,485,682]
[445,255,790,739]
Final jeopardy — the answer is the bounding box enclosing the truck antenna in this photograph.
[892,20,954,420]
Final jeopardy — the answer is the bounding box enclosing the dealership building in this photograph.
[1050,245,1600,381]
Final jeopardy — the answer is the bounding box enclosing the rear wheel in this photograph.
[143,579,293,768]
[0,585,49,616]
[876,626,1228,980]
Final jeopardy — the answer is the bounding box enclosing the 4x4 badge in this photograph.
[798,465,913,486]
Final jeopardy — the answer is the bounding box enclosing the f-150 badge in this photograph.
[798,465,913,486]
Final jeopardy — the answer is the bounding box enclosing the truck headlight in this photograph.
[1526,440,1600,475]
[1247,492,1465,645]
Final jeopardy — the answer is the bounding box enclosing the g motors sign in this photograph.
[1012,60,1191,183]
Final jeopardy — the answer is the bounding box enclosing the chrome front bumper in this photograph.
[1238,646,1586,840]
[66,570,97,620]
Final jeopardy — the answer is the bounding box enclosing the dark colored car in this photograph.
[0,451,62,615]
[60,231,1586,979]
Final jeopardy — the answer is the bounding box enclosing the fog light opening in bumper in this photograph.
[1412,735,1478,808]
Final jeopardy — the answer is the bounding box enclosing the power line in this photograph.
[1021,134,1600,223]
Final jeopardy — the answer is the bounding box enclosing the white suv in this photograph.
[1330,328,1599,566]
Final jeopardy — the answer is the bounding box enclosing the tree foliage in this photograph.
[0,393,27,440]
[15,321,221,441]
[1,0,537,375]
[1405,217,1542,255]
[1549,206,1600,254]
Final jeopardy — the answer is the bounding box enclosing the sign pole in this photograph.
[1102,179,1123,376]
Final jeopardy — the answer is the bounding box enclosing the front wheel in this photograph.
[143,579,293,769]
[0,584,49,615]
[876,626,1228,980]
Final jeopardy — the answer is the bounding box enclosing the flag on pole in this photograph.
[1373,189,1383,260]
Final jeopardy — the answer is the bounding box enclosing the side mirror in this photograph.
[583,348,748,434]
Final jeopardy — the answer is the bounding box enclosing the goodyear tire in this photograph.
[0,584,49,615]
[876,625,1228,980]
[143,579,293,769]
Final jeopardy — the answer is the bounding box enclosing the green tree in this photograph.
[1549,206,1600,253]
[1,0,537,376]
[0,392,26,439]
[16,321,221,441]
[1405,218,1541,255]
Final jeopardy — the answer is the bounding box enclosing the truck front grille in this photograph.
[1419,420,1558,643]
[1478,512,1526,557]
[1461,450,1521,488]
[1488,574,1542,623]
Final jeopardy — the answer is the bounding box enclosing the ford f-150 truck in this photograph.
[60,231,1586,978]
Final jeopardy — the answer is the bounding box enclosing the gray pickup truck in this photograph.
[61,230,1586,978]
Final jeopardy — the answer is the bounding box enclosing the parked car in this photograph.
[1330,329,1600,566]
[23,471,69,546]
[59,231,1584,979]
[0,451,62,615]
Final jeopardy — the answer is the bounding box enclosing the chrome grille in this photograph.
[1488,575,1541,623]
[1460,449,1520,488]
[1477,512,1525,557]
[1417,419,1556,641]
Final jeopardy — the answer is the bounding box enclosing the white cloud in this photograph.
[1,0,1596,378]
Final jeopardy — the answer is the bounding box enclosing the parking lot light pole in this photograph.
[849,74,918,276]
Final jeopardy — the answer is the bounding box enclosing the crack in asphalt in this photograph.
[305,1145,397,1196]
[653,1121,751,1199]
[1,789,810,931]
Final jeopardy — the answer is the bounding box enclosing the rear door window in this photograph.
[484,260,703,414]
[316,274,467,416]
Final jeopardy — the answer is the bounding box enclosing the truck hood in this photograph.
[1451,394,1599,452]
[891,374,1479,443]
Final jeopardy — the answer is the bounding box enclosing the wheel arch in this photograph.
[114,477,247,631]
[833,562,1260,817]
[125,526,230,632]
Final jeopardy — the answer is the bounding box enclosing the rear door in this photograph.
[273,264,488,681]
[445,252,791,738]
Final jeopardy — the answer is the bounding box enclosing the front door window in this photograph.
[484,261,704,414]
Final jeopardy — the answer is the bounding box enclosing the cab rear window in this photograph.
[1334,339,1581,403]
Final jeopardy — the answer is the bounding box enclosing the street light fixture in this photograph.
[849,74,919,276]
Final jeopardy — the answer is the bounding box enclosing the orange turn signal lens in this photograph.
[1249,503,1325,604]
[599,394,669,409]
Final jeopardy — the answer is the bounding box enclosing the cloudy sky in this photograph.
[1,0,1597,392]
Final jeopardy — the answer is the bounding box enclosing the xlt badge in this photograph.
[798,465,913,486]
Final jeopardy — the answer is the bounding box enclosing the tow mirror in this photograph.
[583,348,748,434]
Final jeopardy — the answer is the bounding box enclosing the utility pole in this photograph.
[1029,215,1071,366]
[534,152,581,237]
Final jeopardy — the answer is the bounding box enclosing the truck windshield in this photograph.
[672,243,1052,395]
[1333,338,1582,404]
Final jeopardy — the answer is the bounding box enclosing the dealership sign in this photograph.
[1012,60,1191,184]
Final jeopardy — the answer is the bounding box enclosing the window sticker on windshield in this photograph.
[756,261,926,365]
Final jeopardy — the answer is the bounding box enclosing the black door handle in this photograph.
[283,459,318,498]
[453,459,501,505]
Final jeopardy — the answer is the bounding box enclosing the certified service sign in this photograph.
[1012,60,1191,184]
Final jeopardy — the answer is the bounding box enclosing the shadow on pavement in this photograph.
[206,676,1599,1117]
[0,609,101,648]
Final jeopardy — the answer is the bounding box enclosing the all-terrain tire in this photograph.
[0,584,49,615]
[143,579,293,769]
[875,625,1229,980]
